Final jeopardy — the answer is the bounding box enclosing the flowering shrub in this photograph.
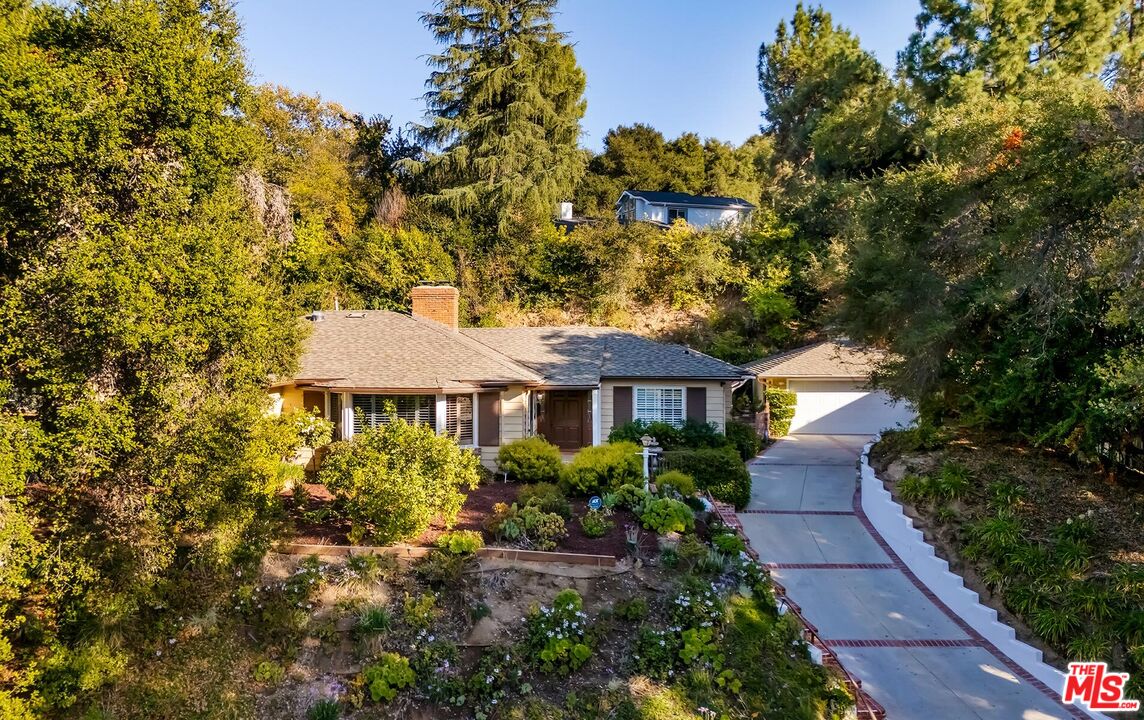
[631,626,681,680]
[526,589,592,674]
[578,509,613,538]
[283,408,335,448]
[232,556,326,639]
[358,652,415,703]
[413,640,465,706]
[467,645,525,706]
[639,497,695,534]
[669,584,725,630]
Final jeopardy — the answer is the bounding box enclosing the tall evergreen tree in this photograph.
[757,3,896,172]
[901,0,1137,99]
[411,0,587,231]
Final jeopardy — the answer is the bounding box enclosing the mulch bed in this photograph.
[286,480,658,558]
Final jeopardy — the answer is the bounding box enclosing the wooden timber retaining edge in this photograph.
[276,542,617,568]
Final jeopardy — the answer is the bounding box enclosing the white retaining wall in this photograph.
[859,435,1110,720]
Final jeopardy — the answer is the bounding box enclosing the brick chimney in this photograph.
[410,285,459,329]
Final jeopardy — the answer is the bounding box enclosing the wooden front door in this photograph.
[547,392,586,449]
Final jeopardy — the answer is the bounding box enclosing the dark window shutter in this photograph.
[478,393,500,447]
[302,390,326,418]
[686,387,706,423]
[613,386,633,425]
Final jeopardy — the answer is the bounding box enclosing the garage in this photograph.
[743,340,917,437]
[786,379,915,435]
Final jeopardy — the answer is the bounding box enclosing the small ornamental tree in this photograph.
[319,418,481,544]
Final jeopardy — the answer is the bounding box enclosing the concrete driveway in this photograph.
[740,434,1084,720]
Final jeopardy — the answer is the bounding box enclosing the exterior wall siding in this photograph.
[600,379,729,439]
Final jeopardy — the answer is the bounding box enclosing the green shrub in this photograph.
[608,483,649,510]
[560,441,642,495]
[436,529,484,555]
[359,652,415,703]
[711,531,746,555]
[253,660,286,684]
[414,550,466,588]
[526,589,591,674]
[487,502,567,551]
[608,419,683,447]
[725,419,763,460]
[639,498,695,534]
[655,470,696,497]
[403,592,439,629]
[579,509,613,538]
[661,446,751,509]
[518,481,572,518]
[608,418,728,450]
[764,388,796,437]
[307,698,341,720]
[497,436,563,483]
[318,418,481,544]
[613,597,648,622]
[284,408,336,448]
[632,627,680,679]
[677,419,727,449]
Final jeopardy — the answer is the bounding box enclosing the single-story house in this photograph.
[742,340,916,435]
[616,190,754,230]
[270,285,751,467]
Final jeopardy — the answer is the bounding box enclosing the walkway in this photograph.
[739,433,1084,720]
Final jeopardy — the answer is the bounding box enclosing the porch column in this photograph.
[435,394,447,434]
[591,387,602,446]
[470,392,479,447]
[341,393,355,440]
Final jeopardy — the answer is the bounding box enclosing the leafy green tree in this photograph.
[836,77,1144,460]
[411,0,587,231]
[0,0,302,709]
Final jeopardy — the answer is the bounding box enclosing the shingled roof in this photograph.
[741,340,885,378]
[462,326,745,385]
[290,312,746,390]
[620,190,755,209]
[293,312,542,390]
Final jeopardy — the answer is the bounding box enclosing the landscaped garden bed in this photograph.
[871,424,1144,706]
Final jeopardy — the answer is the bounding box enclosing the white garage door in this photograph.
[787,379,916,435]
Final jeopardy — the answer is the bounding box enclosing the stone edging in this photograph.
[858,434,1108,720]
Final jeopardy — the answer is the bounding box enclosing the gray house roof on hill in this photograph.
[619,190,756,209]
[290,311,746,390]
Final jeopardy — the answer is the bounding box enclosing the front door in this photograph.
[548,392,585,449]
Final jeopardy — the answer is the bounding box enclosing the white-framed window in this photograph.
[667,207,687,223]
[634,386,684,427]
[352,394,436,433]
[444,395,474,445]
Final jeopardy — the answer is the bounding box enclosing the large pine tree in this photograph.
[412,0,587,231]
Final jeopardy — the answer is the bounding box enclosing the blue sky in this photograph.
[235,0,921,151]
